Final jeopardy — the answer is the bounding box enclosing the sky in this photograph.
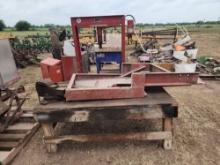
[0,0,220,26]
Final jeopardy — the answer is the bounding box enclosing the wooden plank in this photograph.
[0,151,11,162]
[20,113,33,118]
[45,131,172,144]
[35,88,177,113]
[41,124,57,152]
[18,115,35,123]
[0,134,26,141]
[0,142,17,149]
[127,107,164,120]
[34,104,176,123]
[163,118,173,132]
[10,107,34,112]
[0,100,9,117]
[1,123,39,165]
[163,118,173,150]
[6,123,35,131]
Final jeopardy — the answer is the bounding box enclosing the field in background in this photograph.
[0,28,49,37]
[1,24,220,37]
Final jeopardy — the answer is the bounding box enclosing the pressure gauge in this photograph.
[76,18,81,24]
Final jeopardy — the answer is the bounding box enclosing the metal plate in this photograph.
[0,39,19,89]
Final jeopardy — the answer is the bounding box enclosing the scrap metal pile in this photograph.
[131,26,197,63]
[130,26,220,78]
[196,56,220,78]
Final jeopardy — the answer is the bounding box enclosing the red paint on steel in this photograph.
[48,65,63,83]
[65,87,144,101]
[65,73,145,101]
[127,20,134,28]
[65,63,199,101]
[40,58,63,82]
[121,15,126,63]
[61,56,77,81]
[71,25,82,73]
[97,27,103,48]
[144,73,199,86]
[71,15,126,72]
[122,63,150,74]
[71,15,125,27]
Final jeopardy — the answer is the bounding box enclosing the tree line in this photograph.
[136,20,220,27]
[1,19,220,31]
[0,19,70,31]
[0,20,32,31]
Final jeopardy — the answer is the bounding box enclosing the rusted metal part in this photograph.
[65,73,145,101]
[65,67,198,101]
[122,63,172,74]
[121,65,147,77]
[71,15,126,73]
[122,63,199,86]
[199,74,220,80]
[144,72,198,86]
[122,63,150,75]
[150,63,171,72]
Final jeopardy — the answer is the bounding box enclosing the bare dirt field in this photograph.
[12,29,220,165]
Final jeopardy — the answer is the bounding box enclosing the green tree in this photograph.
[15,20,31,31]
[0,20,6,31]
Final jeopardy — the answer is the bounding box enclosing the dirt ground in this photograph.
[12,29,220,165]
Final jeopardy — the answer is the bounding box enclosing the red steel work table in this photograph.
[34,87,178,152]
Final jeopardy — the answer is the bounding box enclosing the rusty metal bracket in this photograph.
[65,68,198,101]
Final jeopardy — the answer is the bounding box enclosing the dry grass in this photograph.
[191,28,220,59]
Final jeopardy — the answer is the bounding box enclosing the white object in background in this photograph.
[138,55,150,62]
[175,35,191,45]
[146,49,158,54]
[175,63,197,73]
[63,39,75,56]
[127,28,134,33]
[186,49,198,59]
[173,51,187,62]
[105,33,121,48]
[160,45,173,51]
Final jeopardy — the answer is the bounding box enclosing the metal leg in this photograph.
[42,123,57,153]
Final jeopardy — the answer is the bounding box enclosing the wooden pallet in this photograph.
[0,111,39,165]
